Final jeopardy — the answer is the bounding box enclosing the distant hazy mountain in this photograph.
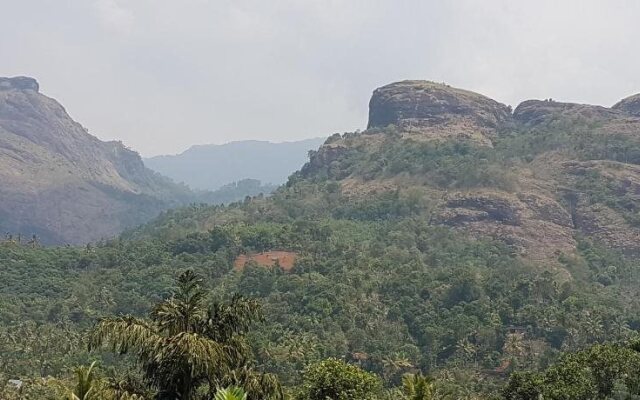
[144,138,326,190]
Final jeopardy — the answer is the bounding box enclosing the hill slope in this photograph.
[0,76,194,244]
[144,138,325,190]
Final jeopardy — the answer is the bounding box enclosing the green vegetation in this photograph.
[402,374,436,400]
[2,213,640,398]
[214,386,248,400]
[503,342,640,399]
[299,358,382,400]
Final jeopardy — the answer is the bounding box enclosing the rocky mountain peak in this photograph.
[612,93,640,116]
[367,80,511,130]
[0,76,39,92]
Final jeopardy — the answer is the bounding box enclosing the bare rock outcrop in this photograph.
[435,190,576,262]
[513,99,622,126]
[613,93,640,117]
[368,80,512,131]
[0,76,39,92]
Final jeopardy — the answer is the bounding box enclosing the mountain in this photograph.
[0,76,195,244]
[6,79,640,398]
[297,81,640,266]
[144,138,325,190]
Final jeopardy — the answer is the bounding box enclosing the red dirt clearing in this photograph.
[233,251,297,272]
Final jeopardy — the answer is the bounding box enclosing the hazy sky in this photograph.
[3,1,640,156]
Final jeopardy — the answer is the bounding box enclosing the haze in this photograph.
[2,0,640,156]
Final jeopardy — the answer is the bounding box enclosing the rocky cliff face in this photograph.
[0,76,39,91]
[302,80,640,268]
[0,77,193,244]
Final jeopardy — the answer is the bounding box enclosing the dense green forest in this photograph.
[2,225,640,399]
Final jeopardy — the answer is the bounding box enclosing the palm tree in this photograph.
[65,361,98,400]
[89,270,281,400]
[381,356,414,381]
[214,386,247,400]
[402,373,435,400]
[455,337,477,368]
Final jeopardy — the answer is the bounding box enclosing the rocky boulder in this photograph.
[513,100,621,126]
[0,76,39,92]
[367,80,512,130]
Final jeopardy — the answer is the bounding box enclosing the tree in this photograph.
[299,358,382,400]
[89,270,281,400]
[66,361,98,400]
[214,386,247,400]
[502,343,640,400]
[402,373,435,400]
[502,372,543,400]
[62,362,149,400]
[541,357,597,400]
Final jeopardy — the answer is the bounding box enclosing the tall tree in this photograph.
[89,270,281,400]
[402,373,436,400]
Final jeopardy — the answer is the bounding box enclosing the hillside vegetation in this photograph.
[5,80,640,399]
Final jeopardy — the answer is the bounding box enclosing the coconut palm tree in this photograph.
[214,386,247,400]
[402,373,435,400]
[89,270,281,400]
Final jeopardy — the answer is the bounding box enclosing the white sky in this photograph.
[2,0,640,156]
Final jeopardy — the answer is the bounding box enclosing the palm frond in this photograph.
[214,386,247,400]
[88,316,161,356]
[156,332,228,378]
[204,295,263,342]
[219,366,283,400]
[402,373,436,400]
[75,361,97,400]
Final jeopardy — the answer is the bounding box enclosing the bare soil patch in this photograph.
[234,251,297,272]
